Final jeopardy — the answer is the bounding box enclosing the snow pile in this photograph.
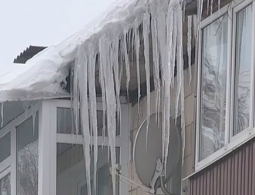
[0,0,192,194]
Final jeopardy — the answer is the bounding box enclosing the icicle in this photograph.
[157,8,167,168]
[176,3,186,165]
[23,101,30,118]
[123,31,130,94]
[210,0,213,16]
[143,11,151,149]
[135,24,141,112]
[1,102,3,128]
[88,49,98,195]
[70,67,74,135]
[76,44,92,195]
[112,39,121,137]
[73,52,81,136]
[99,52,107,146]
[207,0,210,15]
[130,29,135,68]
[31,102,37,135]
[175,7,183,123]
[187,16,192,84]
[99,35,117,195]
[151,10,161,121]
[218,0,220,14]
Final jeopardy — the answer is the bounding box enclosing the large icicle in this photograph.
[88,48,98,195]
[176,2,186,164]
[99,35,117,195]
[134,24,141,110]
[112,39,121,136]
[76,45,92,195]
[156,6,168,169]
[123,31,131,93]
[163,1,173,174]
[99,47,107,144]
[73,53,81,136]
[151,5,161,120]
[143,10,151,148]
[175,8,183,123]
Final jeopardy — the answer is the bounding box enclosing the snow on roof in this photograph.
[0,0,148,102]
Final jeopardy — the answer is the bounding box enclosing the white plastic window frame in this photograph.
[41,99,130,195]
[196,0,255,171]
[0,103,41,195]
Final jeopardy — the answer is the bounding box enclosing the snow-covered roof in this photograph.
[0,0,150,102]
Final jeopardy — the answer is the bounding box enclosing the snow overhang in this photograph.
[0,0,150,102]
[0,0,196,104]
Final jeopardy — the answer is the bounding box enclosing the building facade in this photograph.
[0,0,254,195]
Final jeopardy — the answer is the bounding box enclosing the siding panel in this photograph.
[190,138,255,195]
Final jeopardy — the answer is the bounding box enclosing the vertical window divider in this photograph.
[11,127,16,195]
[251,2,255,128]
[225,7,234,146]
[38,101,55,195]
[195,26,203,168]
[50,101,57,195]
[230,5,237,141]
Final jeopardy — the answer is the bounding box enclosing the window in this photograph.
[57,107,77,134]
[0,99,128,195]
[197,0,255,169]
[56,144,120,195]
[200,15,228,160]
[57,108,120,136]
[0,102,40,195]
[52,100,129,195]
[0,174,10,195]
[233,4,253,135]
[0,133,10,163]
[17,115,39,195]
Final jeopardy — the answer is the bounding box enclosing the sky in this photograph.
[0,0,117,75]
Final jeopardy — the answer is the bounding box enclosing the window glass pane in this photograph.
[0,133,10,163]
[57,108,78,134]
[0,174,11,195]
[17,114,39,195]
[200,15,228,161]
[56,144,120,195]
[233,5,253,135]
[57,108,120,136]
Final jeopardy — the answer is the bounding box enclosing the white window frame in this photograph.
[196,0,255,171]
[41,99,130,195]
[0,102,41,195]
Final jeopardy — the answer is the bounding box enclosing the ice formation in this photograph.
[72,0,187,194]
[0,0,193,194]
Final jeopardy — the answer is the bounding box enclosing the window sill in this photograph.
[184,127,255,180]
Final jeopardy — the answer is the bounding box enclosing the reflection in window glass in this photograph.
[0,174,11,195]
[57,108,120,136]
[17,115,39,195]
[234,5,253,135]
[200,15,228,161]
[0,133,10,163]
[56,144,119,195]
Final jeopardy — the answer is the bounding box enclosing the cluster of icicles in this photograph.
[72,0,193,195]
